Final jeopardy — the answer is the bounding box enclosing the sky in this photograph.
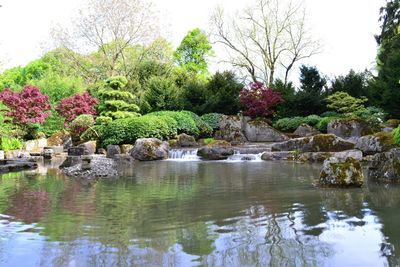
[0,0,386,81]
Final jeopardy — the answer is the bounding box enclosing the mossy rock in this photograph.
[207,140,231,147]
[319,157,363,187]
[368,148,400,182]
[355,132,397,155]
[385,119,400,128]
[327,119,375,139]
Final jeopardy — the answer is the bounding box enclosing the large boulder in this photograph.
[47,131,72,149]
[261,151,297,161]
[107,145,121,158]
[215,115,247,143]
[176,133,198,147]
[271,134,355,152]
[355,132,396,155]
[327,119,374,140]
[120,144,133,154]
[319,157,364,187]
[197,140,234,160]
[244,119,288,142]
[24,138,48,153]
[77,141,97,155]
[293,124,320,137]
[130,138,169,161]
[368,148,400,182]
[298,150,363,162]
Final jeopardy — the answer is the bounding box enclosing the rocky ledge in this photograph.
[0,159,38,173]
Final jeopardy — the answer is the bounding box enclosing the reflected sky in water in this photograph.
[0,161,399,266]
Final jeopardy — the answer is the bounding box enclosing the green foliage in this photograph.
[81,125,106,142]
[101,116,175,146]
[147,111,199,136]
[200,113,223,130]
[302,115,322,126]
[145,115,178,138]
[97,76,140,119]
[356,106,387,126]
[174,28,214,77]
[143,76,183,112]
[316,117,338,132]
[273,117,304,132]
[39,112,65,137]
[326,91,368,116]
[0,137,22,151]
[330,69,370,98]
[68,114,95,140]
[393,126,400,145]
[181,111,212,137]
[0,103,15,137]
[95,116,113,125]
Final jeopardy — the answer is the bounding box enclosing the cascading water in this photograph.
[168,149,200,161]
[226,150,264,162]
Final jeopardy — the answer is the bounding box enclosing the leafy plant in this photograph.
[68,114,95,140]
[147,111,199,136]
[0,137,23,151]
[240,82,283,118]
[0,86,51,127]
[201,113,223,130]
[56,92,98,125]
[326,91,368,116]
[273,117,304,132]
[181,110,212,137]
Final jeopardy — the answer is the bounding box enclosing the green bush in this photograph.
[95,116,113,125]
[0,137,23,151]
[181,111,212,137]
[273,117,304,132]
[101,116,173,147]
[393,127,400,145]
[147,111,199,136]
[68,114,95,140]
[316,117,338,132]
[40,112,65,137]
[145,114,178,138]
[302,115,321,126]
[81,125,106,142]
[356,106,387,126]
[201,113,223,130]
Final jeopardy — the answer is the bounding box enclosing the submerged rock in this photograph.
[327,119,374,140]
[176,133,198,147]
[261,151,297,161]
[130,138,169,161]
[271,134,355,152]
[197,140,234,160]
[319,157,364,187]
[355,132,396,155]
[368,148,400,182]
[244,119,288,142]
[293,124,320,137]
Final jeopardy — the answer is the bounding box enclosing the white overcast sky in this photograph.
[0,0,386,81]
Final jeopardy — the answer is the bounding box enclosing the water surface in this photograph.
[0,161,399,266]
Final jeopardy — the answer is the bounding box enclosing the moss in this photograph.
[374,131,395,146]
[207,140,231,147]
[386,119,400,128]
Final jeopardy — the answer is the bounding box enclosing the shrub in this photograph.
[101,116,172,146]
[273,117,304,132]
[143,76,183,112]
[40,112,65,137]
[0,85,51,127]
[56,92,98,125]
[181,110,212,137]
[0,137,23,151]
[68,114,95,140]
[240,82,283,118]
[393,126,400,145]
[81,125,106,142]
[302,115,322,126]
[201,113,223,130]
[147,111,199,136]
[95,116,113,125]
[316,117,338,132]
[326,91,368,116]
[356,106,387,126]
[145,114,178,138]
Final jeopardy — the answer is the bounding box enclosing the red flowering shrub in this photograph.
[0,86,51,127]
[56,92,98,125]
[239,82,283,118]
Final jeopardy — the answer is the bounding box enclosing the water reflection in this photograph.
[0,161,398,266]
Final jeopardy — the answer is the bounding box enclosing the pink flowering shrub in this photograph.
[239,82,283,118]
[56,92,98,125]
[0,86,51,127]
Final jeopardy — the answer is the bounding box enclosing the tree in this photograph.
[174,28,214,77]
[143,76,182,112]
[326,91,368,117]
[210,0,320,86]
[51,0,158,81]
[56,92,98,125]
[239,82,283,118]
[330,69,370,98]
[293,65,328,116]
[0,86,51,128]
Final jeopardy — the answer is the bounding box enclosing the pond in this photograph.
[0,160,399,266]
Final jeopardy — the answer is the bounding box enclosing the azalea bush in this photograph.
[0,86,51,127]
[56,92,98,125]
[240,82,283,118]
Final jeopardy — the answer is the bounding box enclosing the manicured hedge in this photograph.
[273,115,337,133]
[181,110,212,137]
[147,111,199,136]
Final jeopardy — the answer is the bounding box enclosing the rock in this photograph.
[43,149,54,160]
[368,148,400,182]
[382,127,394,133]
[327,119,374,140]
[113,154,135,163]
[4,151,30,160]
[293,124,320,137]
[130,138,169,161]
[121,144,133,154]
[385,119,400,128]
[215,115,247,143]
[272,134,355,152]
[97,148,107,155]
[0,159,38,173]
[261,151,297,161]
[24,138,48,153]
[355,132,396,155]
[68,147,85,156]
[47,131,72,149]
[107,145,121,158]
[44,146,64,154]
[78,141,97,155]
[177,134,198,147]
[298,150,363,162]
[60,156,82,168]
[61,156,117,178]
[244,119,288,142]
[319,157,364,187]
[0,151,4,160]
[197,140,234,160]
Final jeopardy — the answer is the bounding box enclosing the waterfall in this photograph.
[226,150,264,162]
[168,149,200,161]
